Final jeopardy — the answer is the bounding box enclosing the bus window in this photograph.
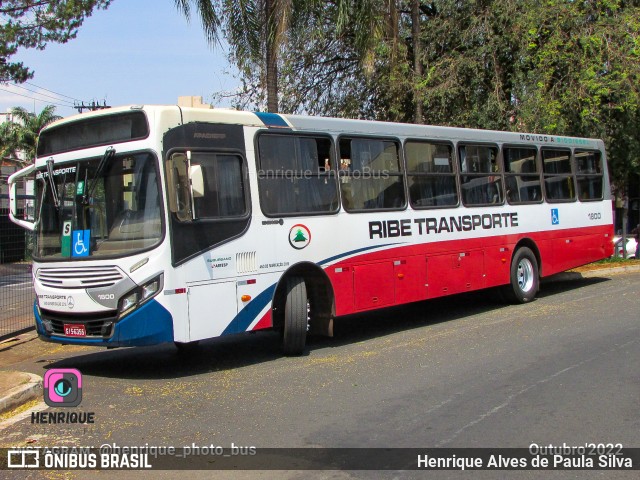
[405,141,457,208]
[575,150,603,201]
[458,144,502,206]
[542,148,575,202]
[191,153,247,218]
[339,137,405,211]
[257,134,338,216]
[503,146,542,204]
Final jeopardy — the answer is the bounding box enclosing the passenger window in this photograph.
[458,145,502,206]
[257,134,338,215]
[405,141,457,208]
[190,153,247,218]
[542,148,575,201]
[503,147,542,204]
[339,137,405,211]
[575,150,603,201]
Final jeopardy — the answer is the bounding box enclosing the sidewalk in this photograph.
[0,369,42,415]
[0,261,638,420]
[0,333,45,418]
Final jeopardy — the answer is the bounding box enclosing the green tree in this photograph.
[0,1,111,83]
[513,0,640,189]
[175,0,294,112]
[228,0,391,116]
[177,0,383,113]
[0,105,61,163]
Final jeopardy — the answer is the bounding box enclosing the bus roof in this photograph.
[43,105,603,150]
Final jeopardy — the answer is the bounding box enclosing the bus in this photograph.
[8,106,614,355]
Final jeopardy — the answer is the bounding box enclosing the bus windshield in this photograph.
[34,151,163,260]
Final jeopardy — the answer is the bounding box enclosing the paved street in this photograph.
[0,271,639,479]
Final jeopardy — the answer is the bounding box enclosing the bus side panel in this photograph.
[188,281,237,340]
[482,243,513,288]
[552,232,611,274]
[328,267,355,316]
[426,249,483,298]
[353,262,395,310]
[394,255,428,304]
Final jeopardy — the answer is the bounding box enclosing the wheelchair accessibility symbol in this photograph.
[551,208,560,225]
[72,230,91,257]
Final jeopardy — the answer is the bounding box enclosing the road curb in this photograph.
[543,263,640,283]
[0,372,42,415]
[578,263,640,278]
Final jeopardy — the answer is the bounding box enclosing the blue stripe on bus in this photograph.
[223,283,277,335]
[254,112,290,129]
[224,244,402,334]
[318,244,400,266]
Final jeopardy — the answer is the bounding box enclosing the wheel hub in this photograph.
[517,258,534,292]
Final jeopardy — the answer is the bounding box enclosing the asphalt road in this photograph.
[1,271,639,479]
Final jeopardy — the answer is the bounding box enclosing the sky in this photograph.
[0,0,239,117]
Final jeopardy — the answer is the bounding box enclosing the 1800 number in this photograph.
[587,212,601,220]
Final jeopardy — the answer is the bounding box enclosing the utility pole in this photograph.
[74,100,110,114]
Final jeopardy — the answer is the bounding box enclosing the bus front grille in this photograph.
[39,309,118,338]
[36,266,125,289]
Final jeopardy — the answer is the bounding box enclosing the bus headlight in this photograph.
[118,274,163,316]
[119,291,139,314]
[141,277,160,301]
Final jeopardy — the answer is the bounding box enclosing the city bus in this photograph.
[8,105,614,355]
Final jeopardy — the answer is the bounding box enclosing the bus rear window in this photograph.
[37,111,149,156]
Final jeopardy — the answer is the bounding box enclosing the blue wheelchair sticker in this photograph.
[551,208,559,225]
[72,230,90,257]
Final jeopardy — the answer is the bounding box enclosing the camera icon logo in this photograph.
[43,369,83,407]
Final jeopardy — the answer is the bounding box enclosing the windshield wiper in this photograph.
[45,158,60,209]
[83,146,115,205]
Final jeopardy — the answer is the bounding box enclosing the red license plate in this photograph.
[64,324,86,337]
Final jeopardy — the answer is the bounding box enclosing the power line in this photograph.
[0,87,74,110]
[9,83,76,107]
[24,81,82,103]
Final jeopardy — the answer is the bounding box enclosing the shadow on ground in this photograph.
[43,276,610,381]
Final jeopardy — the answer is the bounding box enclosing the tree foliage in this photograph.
[0,105,60,163]
[513,0,640,187]
[225,0,639,185]
[0,1,111,83]
[178,0,382,112]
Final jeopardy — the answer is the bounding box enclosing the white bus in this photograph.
[8,106,614,354]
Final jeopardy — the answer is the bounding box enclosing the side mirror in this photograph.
[189,164,204,198]
[8,164,36,231]
[166,153,191,221]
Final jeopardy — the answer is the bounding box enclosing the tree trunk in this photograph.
[265,0,279,113]
[412,0,423,124]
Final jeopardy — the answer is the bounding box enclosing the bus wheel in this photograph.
[503,247,539,304]
[282,276,308,356]
[174,341,200,355]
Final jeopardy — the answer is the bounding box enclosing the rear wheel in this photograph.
[282,276,308,356]
[502,247,539,304]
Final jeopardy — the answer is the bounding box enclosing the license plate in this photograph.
[64,324,86,337]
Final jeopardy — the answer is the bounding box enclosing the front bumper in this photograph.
[35,299,174,347]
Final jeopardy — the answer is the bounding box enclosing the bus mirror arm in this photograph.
[8,164,36,231]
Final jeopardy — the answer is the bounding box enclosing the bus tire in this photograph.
[282,276,308,356]
[174,341,200,355]
[503,247,539,304]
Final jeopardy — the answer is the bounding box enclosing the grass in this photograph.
[594,256,638,265]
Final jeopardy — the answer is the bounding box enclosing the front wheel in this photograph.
[502,247,539,304]
[282,276,308,356]
[174,341,200,355]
